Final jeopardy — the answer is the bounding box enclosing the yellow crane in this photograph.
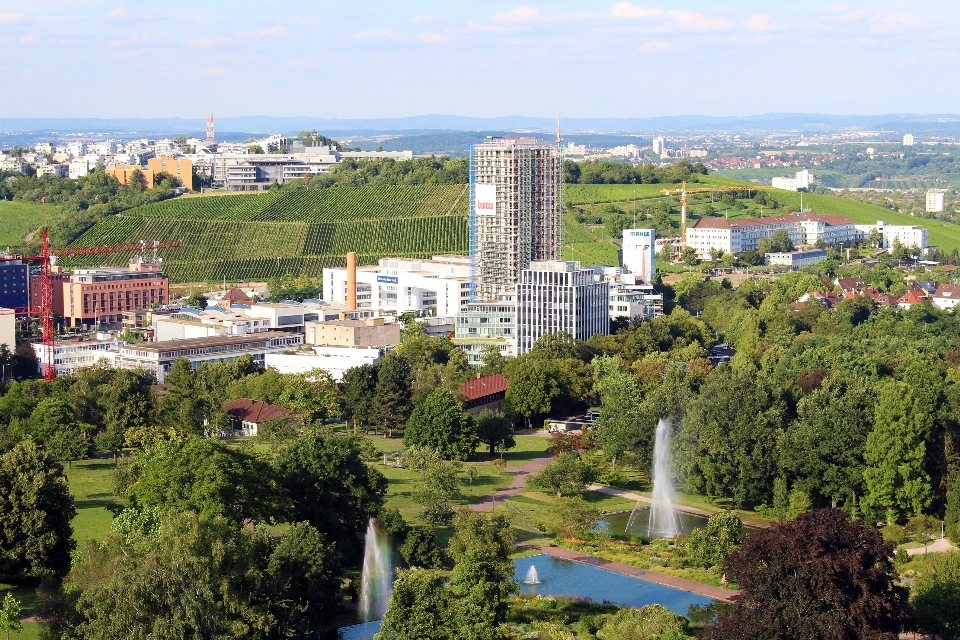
[660,181,774,252]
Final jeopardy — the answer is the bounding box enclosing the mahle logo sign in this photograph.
[475,184,496,216]
[629,230,651,238]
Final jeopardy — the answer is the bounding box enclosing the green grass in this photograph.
[472,434,550,465]
[65,457,122,543]
[0,201,66,248]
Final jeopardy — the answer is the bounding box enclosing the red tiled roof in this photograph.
[898,289,929,305]
[221,288,254,304]
[460,374,508,402]
[222,398,293,424]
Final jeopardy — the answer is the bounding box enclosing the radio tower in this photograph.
[206,113,215,143]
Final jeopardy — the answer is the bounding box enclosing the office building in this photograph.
[764,249,828,269]
[323,254,471,316]
[117,333,303,383]
[147,156,194,190]
[605,271,663,321]
[516,261,608,355]
[903,134,915,146]
[927,190,946,213]
[265,346,388,381]
[453,290,517,365]
[63,261,169,329]
[0,308,14,353]
[854,221,928,252]
[686,213,857,256]
[106,164,156,188]
[34,335,123,378]
[0,261,29,312]
[470,137,561,301]
[621,228,656,284]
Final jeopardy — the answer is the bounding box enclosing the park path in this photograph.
[906,537,959,556]
[469,452,554,513]
[588,485,771,529]
[517,543,739,603]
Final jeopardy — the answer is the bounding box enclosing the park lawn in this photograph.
[0,201,66,248]
[472,434,550,465]
[373,458,515,511]
[65,457,122,542]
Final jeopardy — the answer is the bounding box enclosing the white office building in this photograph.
[453,291,517,365]
[34,336,123,378]
[854,221,928,251]
[764,250,828,269]
[621,228,656,284]
[771,169,811,191]
[903,134,915,146]
[927,190,946,213]
[323,255,472,316]
[265,346,389,381]
[686,213,857,256]
[516,261,609,354]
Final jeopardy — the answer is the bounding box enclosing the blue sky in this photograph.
[1,1,956,119]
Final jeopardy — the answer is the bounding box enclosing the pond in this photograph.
[514,554,714,616]
[597,507,709,539]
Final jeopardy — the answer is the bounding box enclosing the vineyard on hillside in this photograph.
[58,185,470,282]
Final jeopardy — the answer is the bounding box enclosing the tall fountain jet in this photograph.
[359,519,392,622]
[649,417,679,538]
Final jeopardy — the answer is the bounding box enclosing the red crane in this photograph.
[0,230,182,381]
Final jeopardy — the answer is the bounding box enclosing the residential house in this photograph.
[460,374,508,417]
[932,284,960,310]
[221,398,294,436]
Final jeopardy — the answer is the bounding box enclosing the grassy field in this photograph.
[0,201,66,248]
[65,457,122,542]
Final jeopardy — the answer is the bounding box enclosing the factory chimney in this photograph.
[346,252,357,311]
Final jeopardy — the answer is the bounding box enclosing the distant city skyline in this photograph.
[0,1,956,119]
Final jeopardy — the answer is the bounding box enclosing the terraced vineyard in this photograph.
[59,185,470,282]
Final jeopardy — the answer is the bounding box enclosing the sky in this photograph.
[0,1,957,119]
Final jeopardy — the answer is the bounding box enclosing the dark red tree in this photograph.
[705,508,911,640]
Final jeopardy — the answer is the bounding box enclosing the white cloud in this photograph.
[609,3,730,32]
[492,6,541,24]
[353,29,396,43]
[745,15,777,33]
[417,31,450,44]
[255,26,285,37]
[106,8,130,21]
[0,12,31,24]
[870,13,922,34]
[640,40,671,52]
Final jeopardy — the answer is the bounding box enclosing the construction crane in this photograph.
[660,181,773,253]
[0,231,182,382]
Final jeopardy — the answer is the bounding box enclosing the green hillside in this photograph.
[59,185,470,282]
[0,201,68,248]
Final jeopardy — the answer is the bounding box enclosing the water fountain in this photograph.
[649,417,679,539]
[359,518,392,622]
[522,564,542,585]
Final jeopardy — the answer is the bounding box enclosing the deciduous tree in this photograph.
[404,389,478,461]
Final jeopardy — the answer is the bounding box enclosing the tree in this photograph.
[947,473,960,544]
[912,552,960,640]
[685,511,744,570]
[550,496,601,539]
[478,345,507,376]
[596,605,692,640]
[400,526,445,569]
[277,369,340,425]
[274,429,387,558]
[341,363,378,431]
[28,397,75,444]
[681,246,699,266]
[183,293,208,310]
[44,425,89,468]
[127,436,288,526]
[504,360,558,429]
[375,568,452,640]
[404,389,478,461]
[906,513,940,552]
[256,415,299,450]
[757,229,795,255]
[447,511,517,640]
[704,509,911,640]
[413,459,463,524]
[528,452,595,498]
[0,441,75,580]
[475,410,514,456]
[372,355,412,436]
[0,592,22,640]
[862,381,933,524]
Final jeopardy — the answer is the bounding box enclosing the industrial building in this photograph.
[516,261,608,354]
[322,254,471,316]
[265,346,389,381]
[621,228,656,284]
[764,249,828,269]
[470,137,562,301]
[303,317,401,348]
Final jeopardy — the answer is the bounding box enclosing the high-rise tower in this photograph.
[206,113,215,143]
[469,137,561,301]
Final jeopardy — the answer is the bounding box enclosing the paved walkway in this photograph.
[518,543,739,603]
[906,537,959,556]
[588,485,770,528]
[469,453,554,512]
